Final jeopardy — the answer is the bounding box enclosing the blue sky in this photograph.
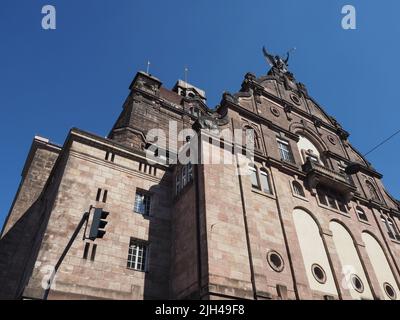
[0,0,399,227]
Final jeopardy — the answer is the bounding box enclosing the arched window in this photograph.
[380,215,399,240]
[362,232,400,300]
[244,126,260,150]
[292,181,305,197]
[388,218,400,240]
[329,222,373,299]
[366,181,380,202]
[382,216,400,240]
[293,208,338,295]
[259,169,272,194]
[356,206,368,222]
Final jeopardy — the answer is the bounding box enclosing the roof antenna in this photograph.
[146,60,151,74]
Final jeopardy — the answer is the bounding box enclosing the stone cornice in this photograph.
[244,78,346,138]
[223,99,300,142]
[69,128,170,170]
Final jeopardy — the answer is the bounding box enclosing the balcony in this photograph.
[302,159,357,201]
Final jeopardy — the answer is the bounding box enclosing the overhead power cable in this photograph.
[363,128,400,157]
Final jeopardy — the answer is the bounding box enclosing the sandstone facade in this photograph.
[1,60,400,300]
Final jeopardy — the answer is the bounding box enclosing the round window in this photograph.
[270,106,280,117]
[384,282,397,300]
[267,251,284,272]
[327,135,337,145]
[350,274,364,293]
[290,94,301,105]
[311,264,327,284]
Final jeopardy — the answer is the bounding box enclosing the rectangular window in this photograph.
[95,188,108,203]
[277,139,294,164]
[337,199,347,213]
[127,239,148,272]
[260,171,271,194]
[381,217,395,239]
[105,152,115,162]
[327,194,338,209]
[102,190,108,203]
[134,191,151,216]
[96,188,102,202]
[249,166,259,188]
[83,242,90,260]
[90,244,97,261]
[357,208,368,221]
[317,190,328,206]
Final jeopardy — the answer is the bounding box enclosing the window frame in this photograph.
[277,138,295,164]
[355,206,368,222]
[127,239,149,272]
[133,190,151,216]
[259,169,272,194]
[316,187,348,214]
[175,162,194,196]
[292,181,305,198]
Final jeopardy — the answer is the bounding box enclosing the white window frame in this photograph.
[127,240,148,272]
[260,169,271,194]
[277,138,293,163]
[249,165,259,188]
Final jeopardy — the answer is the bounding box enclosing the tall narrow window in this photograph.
[182,165,187,187]
[102,190,108,203]
[105,151,115,162]
[249,165,259,188]
[326,194,338,210]
[292,181,305,197]
[95,188,108,203]
[134,191,151,216]
[96,188,102,202]
[260,169,271,194]
[381,215,395,240]
[317,188,328,206]
[127,239,148,272]
[245,126,260,150]
[356,207,368,221]
[83,242,90,260]
[277,139,294,164]
[366,181,380,202]
[336,197,347,213]
[388,218,400,240]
